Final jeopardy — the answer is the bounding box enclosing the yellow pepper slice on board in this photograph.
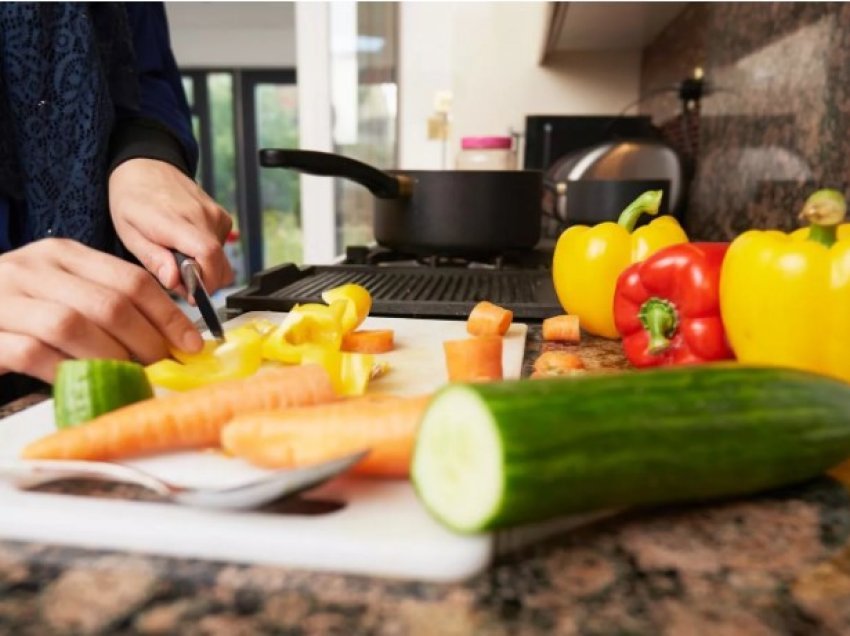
[552,191,688,339]
[261,300,347,364]
[321,283,372,334]
[145,326,264,391]
[720,189,850,382]
[298,345,374,396]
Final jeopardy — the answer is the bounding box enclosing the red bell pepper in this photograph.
[613,242,735,367]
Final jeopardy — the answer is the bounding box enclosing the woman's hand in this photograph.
[0,239,203,382]
[108,158,234,294]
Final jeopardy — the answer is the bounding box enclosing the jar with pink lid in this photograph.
[455,136,517,171]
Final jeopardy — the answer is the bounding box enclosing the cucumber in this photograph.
[411,365,850,533]
[54,359,154,429]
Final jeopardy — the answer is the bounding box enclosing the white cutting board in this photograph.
[0,313,537,582]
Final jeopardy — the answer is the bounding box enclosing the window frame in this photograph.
[179,70,215,198]
[239,69,298,275]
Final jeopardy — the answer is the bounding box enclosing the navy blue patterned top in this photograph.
[0,2,197,254]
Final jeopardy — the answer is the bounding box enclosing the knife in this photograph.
[171,250,225,342]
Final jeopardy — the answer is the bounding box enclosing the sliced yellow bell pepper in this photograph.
[261,301,347,364]
[299,345,374,396]
[146,325,264,391]
[552,190,688,339]
[147,284,379,392]
[321,283,372,334]
[720,189,850,382]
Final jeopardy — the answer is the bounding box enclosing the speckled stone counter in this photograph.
[3,328,850,635]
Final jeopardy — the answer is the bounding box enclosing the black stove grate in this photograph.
[226,264,562,320]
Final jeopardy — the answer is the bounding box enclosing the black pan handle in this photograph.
[259,149,411,200]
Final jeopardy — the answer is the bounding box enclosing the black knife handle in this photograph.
[169,248,191,267]
[170,249,192,269]
[169,249,201,294]
[170,249,199,278]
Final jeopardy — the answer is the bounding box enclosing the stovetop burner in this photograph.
[344,244,554,270]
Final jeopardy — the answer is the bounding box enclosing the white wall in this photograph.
[398,2,642,169]
[165,2,296,68]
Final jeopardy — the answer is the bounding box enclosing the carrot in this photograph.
[542,314,581,343]
[467,301,513,337]
[443,336,503,382]
[341,329,395,354]
[530,350,585,378]
[221,393,432,478]
[22,365,336,461]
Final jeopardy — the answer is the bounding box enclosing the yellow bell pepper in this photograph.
[720,189,850,382]
[260,288,376,395]
[299,345,374,396]
[145,325,264,391]
[321,283,372,334]
[146,283,379,393]
[261,301,347,363]
[552,190,688,338]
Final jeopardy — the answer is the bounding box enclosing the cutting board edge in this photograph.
[0,487,494,583]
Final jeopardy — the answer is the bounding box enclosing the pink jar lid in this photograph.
[461,136,512,150]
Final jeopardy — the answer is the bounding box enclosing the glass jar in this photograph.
[455,136,517,170]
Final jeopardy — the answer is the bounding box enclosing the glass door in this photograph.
[240,70,301,273]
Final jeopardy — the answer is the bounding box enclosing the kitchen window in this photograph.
[329,1,399,255]
[178,2,398,278]
[180,69,300,282]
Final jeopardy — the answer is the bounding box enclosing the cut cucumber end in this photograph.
[54,359,153,429]
[411,385,504,533]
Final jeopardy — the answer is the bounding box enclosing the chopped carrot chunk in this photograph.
[467,301,513,337]
[341,329,395,354]
[542,314,580,343]
[443,336,503,382]
[531,350,585,378]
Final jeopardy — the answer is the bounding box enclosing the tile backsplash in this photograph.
[641,3,850,240]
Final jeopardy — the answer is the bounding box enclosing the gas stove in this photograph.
[342,245,554,270]
[226,243,562,321]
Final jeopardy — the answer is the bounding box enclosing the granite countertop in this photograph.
[3,327,850,635]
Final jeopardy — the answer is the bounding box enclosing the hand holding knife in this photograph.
[171,250,225,342]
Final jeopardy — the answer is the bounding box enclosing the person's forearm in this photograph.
[121,2,199,175]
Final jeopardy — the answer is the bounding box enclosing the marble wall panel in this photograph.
[641,3,850,239]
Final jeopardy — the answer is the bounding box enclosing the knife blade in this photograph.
[171,250,225,342]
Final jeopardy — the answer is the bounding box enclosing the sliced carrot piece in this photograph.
[221,394,432,478]
[22,365,336,461]
[467,301,513,337]
[531,350,585,378]
[341,329,395,354]
[542,314,581,343]
[443,336,503,382]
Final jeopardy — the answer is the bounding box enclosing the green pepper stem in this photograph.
[799,188,846,248]
[639,297,678,355]
[808,224,838,247]
[617,190,664,233]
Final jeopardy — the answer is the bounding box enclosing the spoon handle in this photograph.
[0,459,171,496]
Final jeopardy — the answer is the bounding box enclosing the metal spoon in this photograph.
[0,450,368,510]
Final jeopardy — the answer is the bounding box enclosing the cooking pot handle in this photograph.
[259,149,410,199]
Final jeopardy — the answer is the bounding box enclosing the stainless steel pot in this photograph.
[542,139,685,226]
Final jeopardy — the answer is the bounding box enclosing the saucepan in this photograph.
[260,149,544,255]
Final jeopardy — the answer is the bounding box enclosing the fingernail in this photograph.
[158,265,171,287]
[182,329,203,352]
